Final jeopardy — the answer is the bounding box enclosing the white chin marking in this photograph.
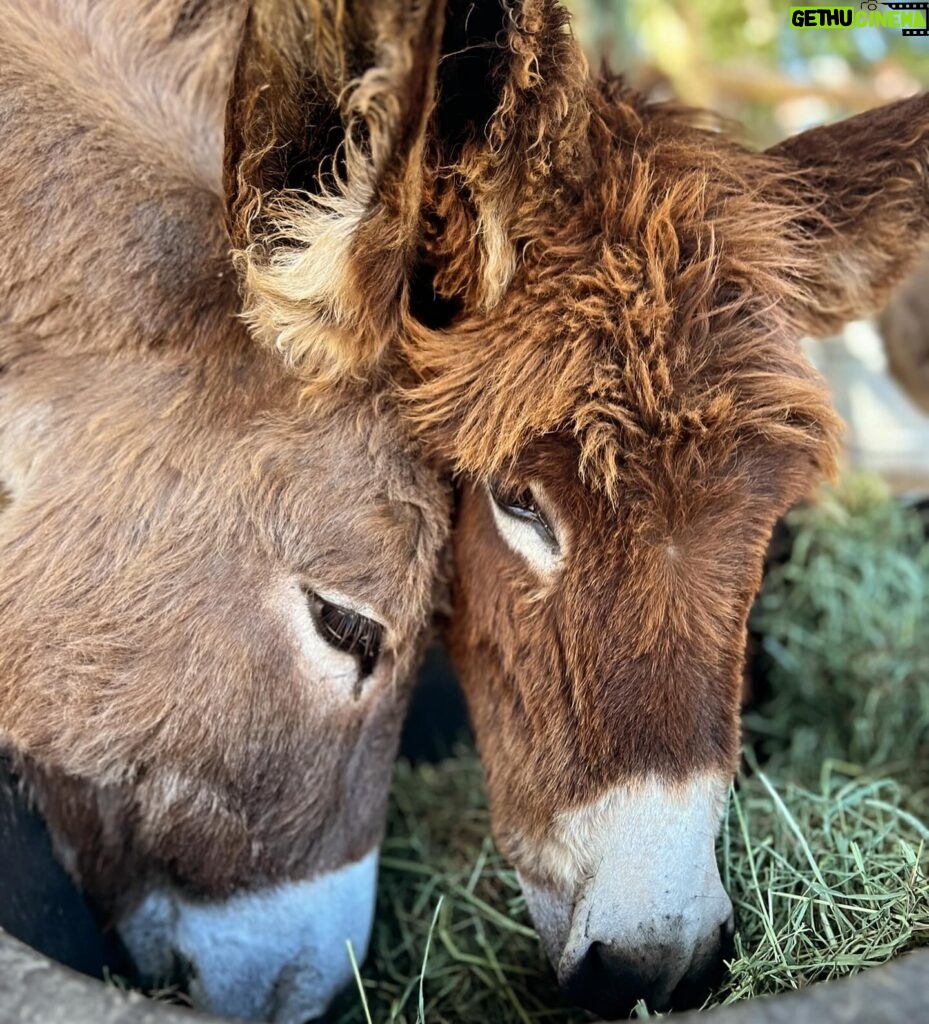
[118,849,378,1023]
[516,775,733,982]
[489,497,560,578]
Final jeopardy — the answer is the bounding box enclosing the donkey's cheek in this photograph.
[117,848,378,1022]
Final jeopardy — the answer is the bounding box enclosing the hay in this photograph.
[747,474,929,775]
[718,764,929,1005]
[331,757,929,1023]
[333,476,929,1023]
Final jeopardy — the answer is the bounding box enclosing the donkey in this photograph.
[228,0,929,1014]
[0,1,448,1020]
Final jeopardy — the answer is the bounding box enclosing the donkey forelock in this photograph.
[231,1,850,498]
[404,116,845,500]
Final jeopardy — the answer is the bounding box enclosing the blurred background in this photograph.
[567,0,929,493]
[571,0,927,139]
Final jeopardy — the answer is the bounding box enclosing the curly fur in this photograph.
[226,0,445,382]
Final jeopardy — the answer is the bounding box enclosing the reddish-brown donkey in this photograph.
[0,1,448,1020]
[230,0,929,1014]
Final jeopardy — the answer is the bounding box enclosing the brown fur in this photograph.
[0,0,448,924]
[411,47,929,849]
[878,253,929,413]
[230,0,929,920]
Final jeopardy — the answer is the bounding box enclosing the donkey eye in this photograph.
[490,484,557,548]
[306,592,382,681]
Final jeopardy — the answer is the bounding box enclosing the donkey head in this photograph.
[231,0,929,1014]
[0,1,447,1019]
[0,351,447,1021]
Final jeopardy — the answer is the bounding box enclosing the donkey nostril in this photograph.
[720,917,736,957]
[669,927,732,1011]
[169,948,198,990]
[563,942,662,1019]
[563,928,734,1018]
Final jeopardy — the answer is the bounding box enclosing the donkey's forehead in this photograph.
[411,120,839,495]
[416,292,831,505]
[240,390,448,623]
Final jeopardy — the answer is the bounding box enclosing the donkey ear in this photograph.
[223,0,444,380]
[766,92,929,338]
[423,0,592,311]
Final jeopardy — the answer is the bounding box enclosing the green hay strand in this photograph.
[747,474,929,774]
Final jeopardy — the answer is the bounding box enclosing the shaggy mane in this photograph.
[401,77,843,500]
[230,0,929,502]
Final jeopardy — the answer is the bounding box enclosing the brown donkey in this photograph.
[228,0,929,1015]
[0,1,448,1020]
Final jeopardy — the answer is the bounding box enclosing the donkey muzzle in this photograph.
[117,848,378,1022]
[559,923,733,1018]
[516,774,733,1016]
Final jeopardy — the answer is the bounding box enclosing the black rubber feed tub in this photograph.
[1,928,928,1024]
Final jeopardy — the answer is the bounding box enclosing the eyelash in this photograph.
[305,591,383,689]
[489,485,558,548]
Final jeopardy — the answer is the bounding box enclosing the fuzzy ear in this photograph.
[223,0,444,380]
[766,92,929,338]
[422,0,592,311]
